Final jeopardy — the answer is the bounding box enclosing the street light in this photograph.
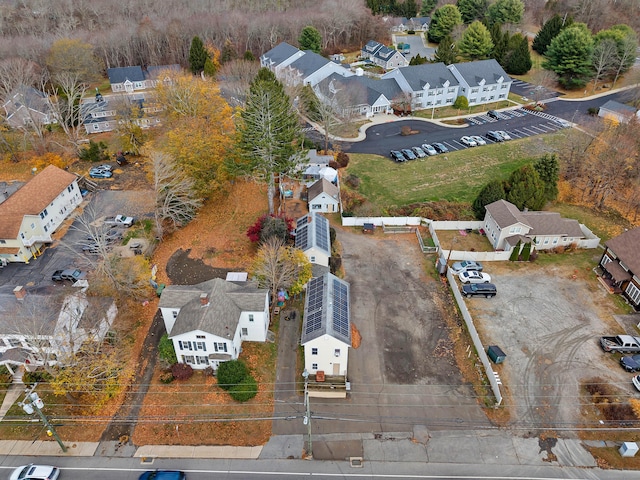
[302,368,312,459]
[19,386,67,453]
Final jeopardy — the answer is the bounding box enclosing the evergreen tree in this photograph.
[203,57,217,77]
[458,20,494,60]
[457,0,489,24]
[420,0,437,16]
[505,33,532,74]
[509,240,522,261]
[486,0,524,26]
[428,4,463,43]
[403,0,418,18]
[505,164,546,211]
[533,153,559,202]
[472,179,506,219]
[532,14,572,55]
[298,26,322,53]
[409,53,429,65]
[243,51,256,61]
[221,39,237,64]
[542,23,594,89]
[189,36,209,74]
[490,23,509,65]
[237,68,302,215]
[433,35,459,65]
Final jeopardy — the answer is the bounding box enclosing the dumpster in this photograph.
[487,345,506,364]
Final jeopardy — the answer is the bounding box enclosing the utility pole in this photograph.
[302,369,313,459]
[19,384,67,453]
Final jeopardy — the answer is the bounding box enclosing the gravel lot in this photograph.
[466,261,634,433]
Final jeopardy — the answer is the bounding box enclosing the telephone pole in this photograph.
[19,384,67,453]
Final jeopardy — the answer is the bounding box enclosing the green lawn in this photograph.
[347,133,564,207]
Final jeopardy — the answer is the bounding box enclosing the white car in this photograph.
[496,130,512,140]
[10,465,60,480]
[458,270,492,284]
[421,144,438,156]
[460,136,477,147]
[633,374,640,392]
[470,135,486,146]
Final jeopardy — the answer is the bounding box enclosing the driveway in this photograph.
[467,261,632,432]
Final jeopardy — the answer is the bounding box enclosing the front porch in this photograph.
[307,373,348,398]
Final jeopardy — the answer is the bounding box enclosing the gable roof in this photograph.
[391,63,459,91]
[261,42,301,66]
[294,212,331,256]
[308,178,339,201]
[0,289,58,335]
[144,64,181,80]
[600,100,637,117]
[363,40,383,54]
[0,165,77,239]
[316,73,401,108]
[159,278,267,338]
[107,66,145,84]
[301,273,351,345]
[373,45,403,61]
[289,51,331,77]
[451,59,510,86]
[519,211,584,238]
[605,227,640,274]
[485,199,530,229]
[3,85,50,114]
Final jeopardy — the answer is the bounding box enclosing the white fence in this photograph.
[578,224,601,249]
[430,220,484,231]
[341,216,422,227]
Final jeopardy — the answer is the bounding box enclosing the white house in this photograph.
[260,42,306,76]
[107,64,180,93]
[2,86,57,129]
[315,73,400,117]
[382,63,459,110]
[294,212,332,268]
[483,199,593,251]
[81,91,162,134]
[0,286,117,374]
[301,273,351,377]
[0,165,82,264]
[447,59,511,106]
[158,278,269,370]
[361,40,409,70]
[598,100,640,124]
[307,178,340,213]
[279,50,352,87]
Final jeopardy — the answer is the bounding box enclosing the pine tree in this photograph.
[403,0,418,18]
[533,153,559,202]
[221,39,237,64]
[189,36,209,74]
[509,240,522,261]
[505,33,532,74]
[433,35,459,65]
[490,23,509,65]
[420,0,437,15]
[457,0,489,24]
[505,164,546,211]
[298,26,322,53]
[472,179,506,219]
[532,14,572,55]
[542,23,594,89]
[203,57,217,77]
[486,0,524,26]
[458,21,494,60]
[428,4,463,43]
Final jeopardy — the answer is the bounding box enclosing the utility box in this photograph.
[487,345,506,364]
[619,442,639,457]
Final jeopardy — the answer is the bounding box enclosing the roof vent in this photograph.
[199,293,209,307]
[13,286,26,301]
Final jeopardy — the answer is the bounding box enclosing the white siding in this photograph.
[304,334,349,376]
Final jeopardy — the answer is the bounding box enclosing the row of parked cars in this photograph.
[390,143,449,162]
[450,260,498,298]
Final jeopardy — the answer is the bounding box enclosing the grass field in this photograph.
[346,133,565,207]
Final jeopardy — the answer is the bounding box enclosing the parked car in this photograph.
[496,130,512,141]
[93,164,112,171]
[487,110,500,119]
[458,271,492,284]
[470,135,486,146]
[89,169,113,179]
[421,144,438,156]
[485,131,504,142]
[401,148,417,160]
[390,150,406,162]
[633,375,640,392]
[451,260,483,274]
[412,146,427,158]
[52,269,87,282]
[460,136,477,147]
[10,465,60,480]
[620,354,640,372]
[432,142,449,153]
[138,471,186,480]
[461,283,497,298]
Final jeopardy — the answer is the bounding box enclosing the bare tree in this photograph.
[591,38,618,92]
[151,151,203,238]
[0,57,44,101]
[46,72,89,153]
[611,36,638,87]
[217,59,261,108]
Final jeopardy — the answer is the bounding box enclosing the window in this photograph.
[214,342,227,352]
[312,204,322,210]
[196,335,205,339]
[30,223,35,229]
[509,226,522,234]
[415,92,423,98]
[39,209,48,219]
[428,91,435,96]
[436,89,443,95]
[178,341,192,350]
[310,256,316,263]
[43,225,48,233]
[312,363,318,370]
[501,84,507,89]
[0,240,5,244]
[196,356,209,365]
[68,185,73,193]
[448,88,455,93]
[242,328,248,336]
[249,314,254,322]
[552,238,558,245]
[196,342,206,351]
[312,348,318,355]
[172,311,178,319]
[334,349,341,357]
[626,283,640,305]
[543,238,550,245]
[471,88,479,94]
[9,338,22,347]
[182,355,195,364]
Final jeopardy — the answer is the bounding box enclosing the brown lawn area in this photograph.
[435,229,493,252]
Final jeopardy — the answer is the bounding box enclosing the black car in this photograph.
[461,283,497,298]
[390,150,406,162]
[487,110,500,119]
[138,472,186,480]
[432,142,449,153]
[401,148,417,160]
[485,131,504,142]
[620,354,640,372]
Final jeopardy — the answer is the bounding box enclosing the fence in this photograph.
[446,266,503,406]
[341,216,421,227]
[416,229,437,253]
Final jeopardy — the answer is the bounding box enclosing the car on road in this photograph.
[390,150,406,162]
[620,354,640,372]
[401,148,417,160]
[432,142,449,153]
[461,283,497,298]
[485,131,504,142]
[412,146,427,158]
[470,135,486,146]
[460,136,477,147]
[496,130,512,140]
[458,270,492,284]
[9,464,60,480]
[487,110,500,119]
[139,471,186,480]
[89,169,113,179]
[634,375,640,392]
[421,144,438,156]
[451,260,483,274]
[52,269,87,282]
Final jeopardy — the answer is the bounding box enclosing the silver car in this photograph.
[421,144,438,156]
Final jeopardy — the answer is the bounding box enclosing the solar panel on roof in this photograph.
[331,279,349,337]
[315,217,329,252]
[295,224,308,250]
[297,215,309,228]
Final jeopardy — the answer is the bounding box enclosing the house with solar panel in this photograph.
[294,213,331,269]
[158,278,269,370]
[301,273,351,397]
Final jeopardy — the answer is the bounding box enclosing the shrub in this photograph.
[345,174,360,189]
[453,96,469,109]
[246,214,294,244]
[159,371,174,384]
[171,363,194,381]
[0,365,12,387]
[229,375,258,402]
[78,140,109,162]
[336,152,350,168]
[328,160,339,169]
[217,360,248,390]
[329,255,342,274]
[23,369,52,385]
[158,334,178,366]
[588,107,599,116]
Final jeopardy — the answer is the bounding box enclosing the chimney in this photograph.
[200,293,209,306]
[13,286,27,301]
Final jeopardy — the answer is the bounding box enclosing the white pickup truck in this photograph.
[103,214,135,227]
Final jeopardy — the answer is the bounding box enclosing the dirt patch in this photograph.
[166,249,231,285]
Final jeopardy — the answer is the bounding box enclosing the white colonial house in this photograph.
[307,178,340,213]
[158,278,269,370]
[301,273,351,377]
[483,199,595,251]
[0,165,82,264]
[447,59,511,106]
[0,286,117,374]
[294,212,332,268]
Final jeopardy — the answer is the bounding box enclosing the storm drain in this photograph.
[350,457,364,468]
